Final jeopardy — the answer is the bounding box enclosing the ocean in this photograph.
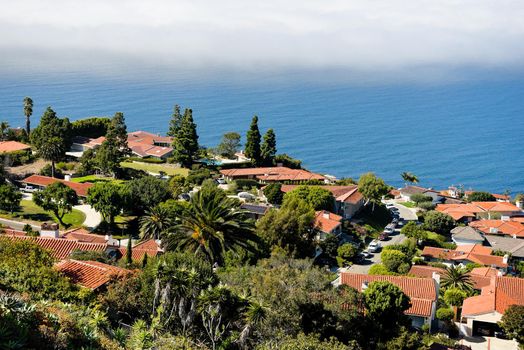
[0,67,523,194]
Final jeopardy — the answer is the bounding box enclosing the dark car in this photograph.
[379,232,389,241]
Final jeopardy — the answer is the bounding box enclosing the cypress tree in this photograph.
[245,115,261,165]
[167,104,183,137]
[23,96,33,137]
[172,108,199,167]
[106,112,130,155]
[126,235,133,266]
[261,128,277,166]
[142,253,148,268]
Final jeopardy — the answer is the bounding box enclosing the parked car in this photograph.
[384,224,396,233]
[238,192,256,200]
[385,203,395,209]
[361,251,372,259]
[379,232,389,241]
[368,240,381,253]
[216,178,226,185]
[20,185,37,193]
[392,218,399,224]
[389,207,399,213]
[396,220,405,228]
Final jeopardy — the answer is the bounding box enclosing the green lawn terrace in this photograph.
[0,199,86,228]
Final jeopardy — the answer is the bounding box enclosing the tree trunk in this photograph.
[51,161,55,178]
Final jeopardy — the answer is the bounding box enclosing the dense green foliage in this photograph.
[126,175,171,214]
[410,193,432,205]
[0,184,22,213]
[380,250,409,274]
[33,182,78,225]
[96,112,130,176]
[274,153,302,169]
[467,191,496,202]
[23,96,33,137]
[263,183,284,205]
[422,210,456,235]
[86,181,128,225]
[336,243,357,267]
[30,107,72,154]
[358,173,389,211]
[171,108,199,167]
[245,115,262,165]
[260,128,277,165]
[499,305,524,347]
[217,131,242,158]
[71,117,111,138]
[283,185,334,211]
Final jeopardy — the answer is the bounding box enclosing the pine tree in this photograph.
[261,128,277,166]
[126,235,133,266]
[167,104,183,137]
[171,109,199,167]
[106,112,130,155]
[23,96,33,137]
[245,115,261,165]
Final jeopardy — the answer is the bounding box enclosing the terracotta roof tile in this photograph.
[221,167,326,182]
[0,235,108,259]
[462,276,524,316]
[61,228,109,244]
[22,175,93,197]
[0,141,31,153]
[340,273,437,317]
[314,210,342,233]
[469,220,524,238]
[118,239,163,261]
[56,259,131,290]
[422,244,507,268]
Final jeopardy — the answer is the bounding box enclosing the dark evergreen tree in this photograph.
[261,128,277,165]
[23,96,33,137]
[171,108,199,167]
[245,115,261,165]
[167,104,183,137]
[126,235,133,265]
[30,107,71,167]
[95,112,130,176]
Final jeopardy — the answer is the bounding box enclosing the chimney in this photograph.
[64,174,71,182]
[501,215,510,222]
[517,200,524,209]
[432,272,441,291]
[40,222,59,238]
[503,254,509,264]
[323,212,330,219]
[489,227,498,234]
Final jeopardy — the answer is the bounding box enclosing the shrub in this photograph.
[411,193,433,205]
[369,263,395,275]
[436,307,455,322]
[0,150,34,166]
[418,201,436,211]
[187,167,211,185]
[467,191,496,202]
[422,211,456,235]
[274,154,302,169]
[336,243,357,267]
[126,156,166,164]
[381,250,408,273]
[40,164,64,178]
[263,183,283,205]
[71,117,111,138]
[235,179,260,190]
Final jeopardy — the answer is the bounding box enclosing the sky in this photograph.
[1,0,524,77]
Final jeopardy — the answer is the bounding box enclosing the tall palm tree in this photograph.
[401,171,419,186]
[23,97,33,137]
[0,121,9,141]
[238,299,268,349]
[39,137,64,178]
[139,205,173,240]
[441,265,474,293]
[164,186,258,264]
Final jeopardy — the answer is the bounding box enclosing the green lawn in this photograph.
[399,201,416,208]
[70,175,124,184]
[0,200,86,228]
[120,161,189,176]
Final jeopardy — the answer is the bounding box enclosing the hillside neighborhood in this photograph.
[0,104,523,349]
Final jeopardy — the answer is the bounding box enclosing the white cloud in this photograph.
[1,0,524,74]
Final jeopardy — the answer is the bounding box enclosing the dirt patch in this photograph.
[7,159,48,177]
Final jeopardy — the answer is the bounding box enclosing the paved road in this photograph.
[0,218,40,231]
[347,200,416,274]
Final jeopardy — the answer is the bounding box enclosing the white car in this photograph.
[368,240,381,253]
[21,185,37,193]
[385,203,395,209]
[238,191,256,200]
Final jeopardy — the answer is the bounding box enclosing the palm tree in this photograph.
[139,205,173,240]
[0,121,9,141]
[238,299,268,349]
[23,97,33,137]
[401,172,419,186]
[441,265,474,293]
[164,186,258,264]
[39,137,64,178]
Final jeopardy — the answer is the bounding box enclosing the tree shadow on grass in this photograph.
[20,213,53,222]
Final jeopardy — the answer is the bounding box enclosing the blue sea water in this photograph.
[0,67,523,194]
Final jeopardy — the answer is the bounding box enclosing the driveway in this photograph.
[383,199,418,221]
[459,335,518,350]
[74,204,102,230]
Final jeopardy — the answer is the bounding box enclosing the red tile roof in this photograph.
[118,239,163,261]
[408,265,492,290]
[340,273,437,317]
[22,175,93,197]
[471,267,501,278]
[61,228,109,244]
[462,276,524,316]
[56,259,131,290]
[469,220,524,238]
[0,141,31,153]
[281,185,363,204]
[421,244,507,268]
[473,201,521,212]
[0,235,108,259]
[314,210,342,234]
[221,167,326,182]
